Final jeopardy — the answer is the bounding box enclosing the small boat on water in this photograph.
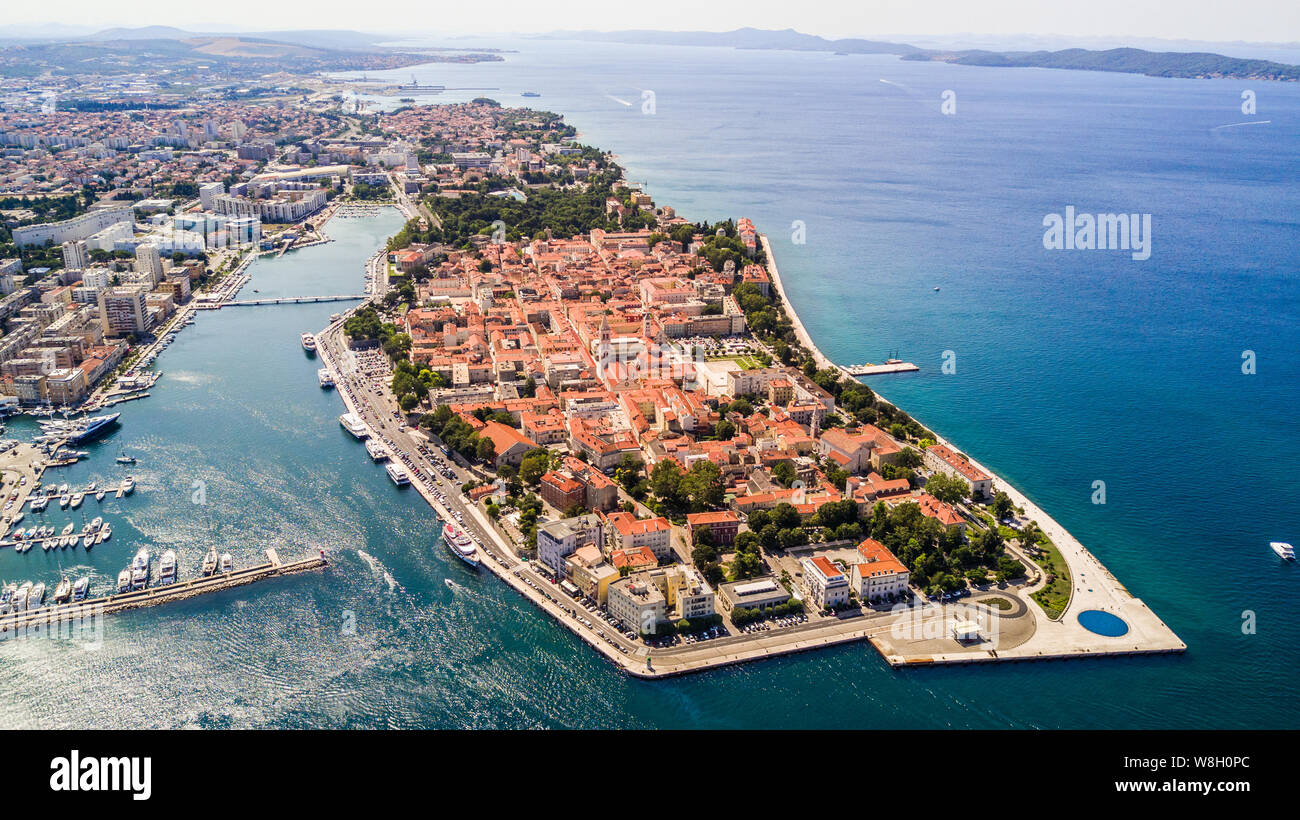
[72,577,89,601]
[95,489,105,502]
[1271,541,1295,561]
[58,484,68,494]
[116,452,136,465]
[28,581,45,607]
[202,547,218,576]
[318,368,335,389]
[122,476,135,495]
[219,552,233,573]
[91,517,102,530]
[61,523,75,536]
[101,524,111,541]
[115,569,130,594]
[53,576,71,603]
[301,333,317,353]
[69,492,83,509]
[82,534,94,549]
[58,494,70,508]
[159,550,177,584]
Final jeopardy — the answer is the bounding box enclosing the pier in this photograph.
[843,361,920,376]
[0,550,327,635]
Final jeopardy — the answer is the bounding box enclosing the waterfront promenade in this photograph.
[761,234,1185,665]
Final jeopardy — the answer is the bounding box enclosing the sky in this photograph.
[3,0,1299,44]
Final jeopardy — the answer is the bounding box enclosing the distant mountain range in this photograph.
[543,27,1300,81]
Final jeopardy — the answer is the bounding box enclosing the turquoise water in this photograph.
[0,42,1296,728]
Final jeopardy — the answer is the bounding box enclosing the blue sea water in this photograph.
[0,41,1296,729]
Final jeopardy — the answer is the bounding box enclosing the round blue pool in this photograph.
[1077,610,1129,637]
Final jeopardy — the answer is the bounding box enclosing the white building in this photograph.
[13,206,135,248]
[60,240,88,271]
[800,556,850,610]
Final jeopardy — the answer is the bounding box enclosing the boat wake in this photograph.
[356,550,399,592]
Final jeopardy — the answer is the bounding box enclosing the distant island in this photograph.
[543,27,1300,81]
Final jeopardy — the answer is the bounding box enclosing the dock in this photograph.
[0,550,327,635]
[843,360,919,376]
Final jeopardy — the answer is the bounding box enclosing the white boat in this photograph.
[219,552,233,573]
[339,413,368,440]
[301,333,317,352]
[69,492,83,509]
[365,438,389,462]
[122,476,135,495]
[130,566,147,591]
[61,522,75,536]
[29,582,45,607]
[1271,542,1295,561]
[12,583,30,611]
[318,368,335,389]
[159,550,177,584]
[82,534,94,549]
[115,569,131,594]
[202,547,218,576]
[132,548,149,571]
[72,577,89,601]
[442,521,480,569]
[385,462,410,486]
[91,517,102,530]
[58,494,70,508]
[95,490,105,502]
[31,497,48,512]
[101,524,112,541]
[53,576,71,603]
[58,483,68,494]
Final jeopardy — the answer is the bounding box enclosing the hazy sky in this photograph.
[6,0,1300,43]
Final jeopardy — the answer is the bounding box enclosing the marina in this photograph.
[0,550,328,635]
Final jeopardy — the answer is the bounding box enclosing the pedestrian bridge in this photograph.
[194,294,368,309]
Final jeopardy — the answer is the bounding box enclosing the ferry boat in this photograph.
[115,569,130,594]
[317,368,335,389]
[72,577,89,601]
[365,438,389,461]
[53,576,71,603]
[1271,541,1295,561]
[202,547,218,576]
[385,462,410,486]
[301,333,317,353]
[339,413,369,440]
[159,550,177,584]
[442,521,480,569]
[219,552,233,573]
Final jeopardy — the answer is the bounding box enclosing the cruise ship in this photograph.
[339,413,369,439]
[38,412,120,445]
[385,462,410,486]
[442,521,480,568]
[317,368,335,389]
[365,438,389,461]
[301,333,317,352]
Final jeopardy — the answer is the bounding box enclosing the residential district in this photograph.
[0,81,1184,673]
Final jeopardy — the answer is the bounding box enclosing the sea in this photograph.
[0,38,1296,729]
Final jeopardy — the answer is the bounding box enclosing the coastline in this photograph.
[760,233,1185,664]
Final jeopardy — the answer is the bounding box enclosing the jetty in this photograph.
[0,550,327,635]
[843,360,919,376]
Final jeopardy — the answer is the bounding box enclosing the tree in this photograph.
[771,460,796,488]
[714,419,736,441]
[992,491,1014,522]
[925,472,968,505]
[519,449,551,485]
[475,436,496,463]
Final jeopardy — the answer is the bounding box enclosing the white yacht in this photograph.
[385,462,410,486]
[301,333,317,352]
[28,582,45,608]
[72,577,89,601]
[1271,542,1295,561]
[122,475,135,495]
[159,550,177,584]
[339,413,369,440]
[219,552,233,573]
[53,576,71,603]
[69,492,83,509]
[202,547,218,576]
[115,569,131,594]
